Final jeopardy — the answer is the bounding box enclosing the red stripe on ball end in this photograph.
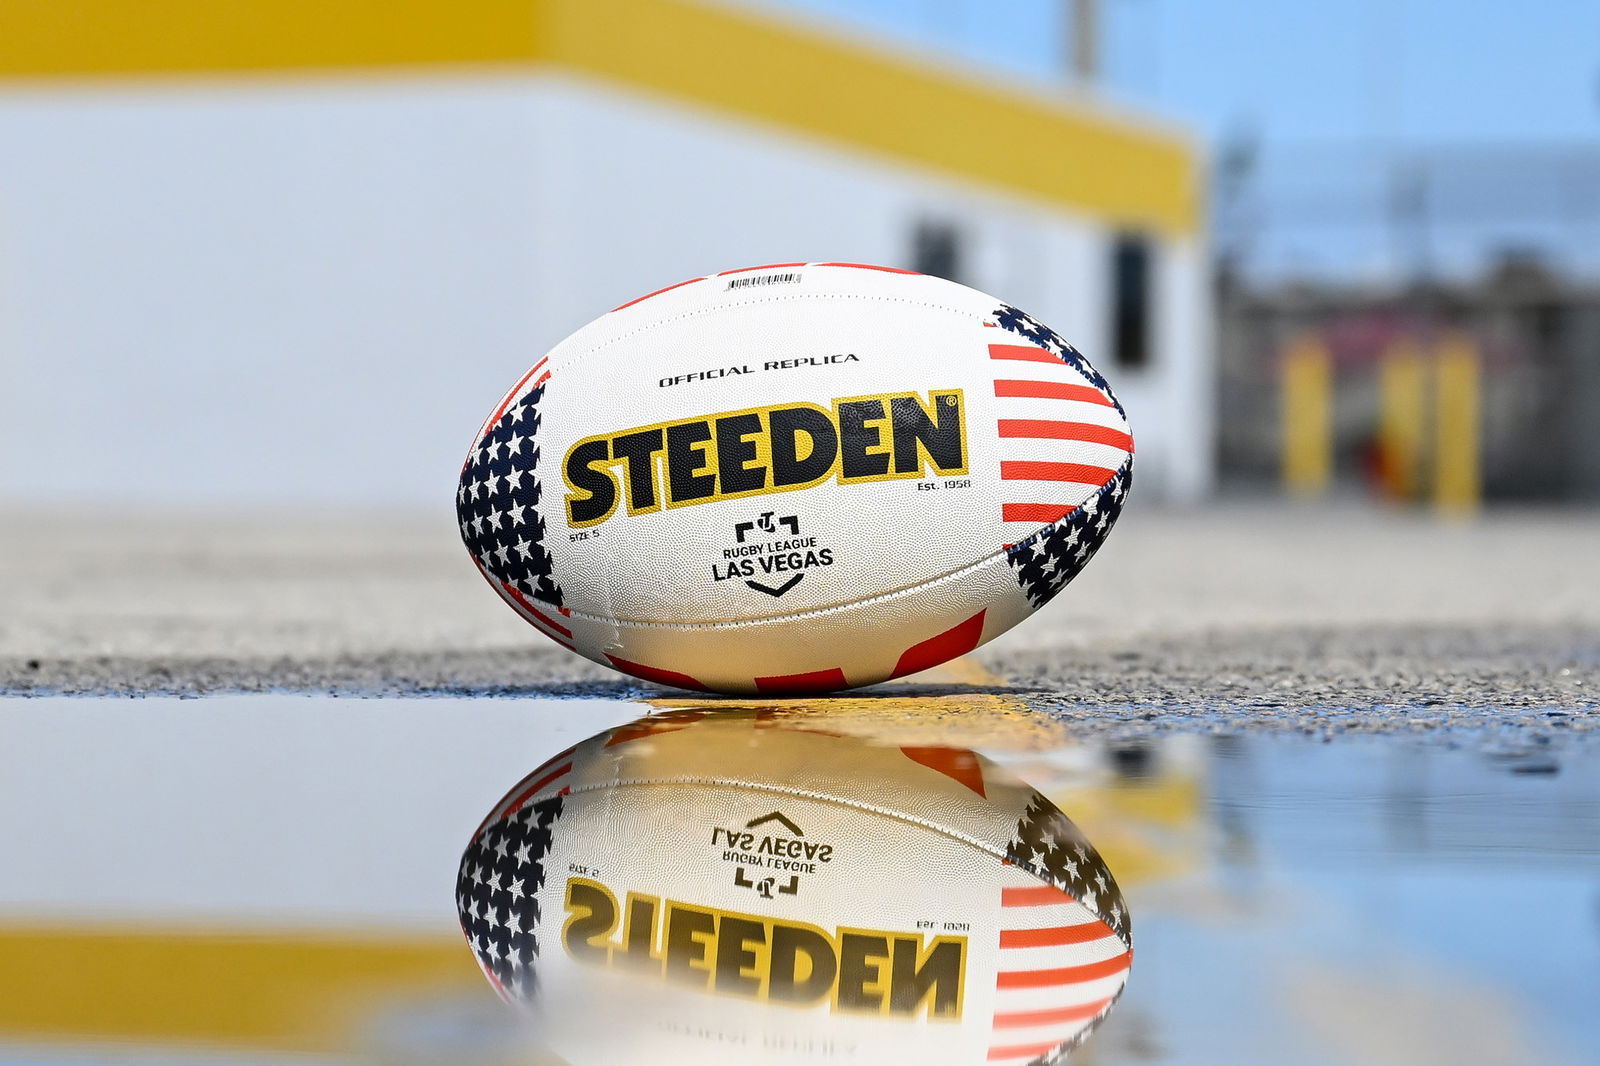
[753,668,849,694]
[605,654,710,692]
[500,762,575,819]
[1002,503,1076,524]
[720,262,807,274]
[999,921,1117,948]
[998,418,1135,452]
[1001,461,1116,484]
[986,1039,1072,1061]
[991,997,1115,1029]
[996,951,1132,988]
[993,379,1112,406]
[1001,884,1077,907]
[890,610,987,679]
[988,343,1060,364]
[900,746,987,796]
[816,262,920,274]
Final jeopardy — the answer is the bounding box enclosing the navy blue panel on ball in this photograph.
[457,383,564,609]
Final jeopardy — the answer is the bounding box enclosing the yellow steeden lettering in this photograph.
[560,877,966,1019]
[562,390,968,528]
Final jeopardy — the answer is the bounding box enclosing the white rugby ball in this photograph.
[457,710,1133,1065]
[457,264,1132,694]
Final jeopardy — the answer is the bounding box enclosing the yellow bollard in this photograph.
[1378,338,1427,500]
[1433,333,1481,515]
[1281,333,1332,497]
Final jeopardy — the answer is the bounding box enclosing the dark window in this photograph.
[1111,233,1153,369]
[911,220,963,283]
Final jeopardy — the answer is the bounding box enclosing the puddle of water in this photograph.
[0,695,1595,1066]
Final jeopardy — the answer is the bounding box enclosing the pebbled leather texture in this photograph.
[457,264,1133,693]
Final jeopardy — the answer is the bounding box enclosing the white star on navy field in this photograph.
[1007,462,1131,608]
[457,385,563,608]
[990,301,1132,608]
[457,795,565,998]
[1004,792,1131,948]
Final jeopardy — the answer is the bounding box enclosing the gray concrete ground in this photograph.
[3,501,1597,739]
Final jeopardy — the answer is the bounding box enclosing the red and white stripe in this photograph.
[472,557,575,652]
[987,342,1133,527]
[464,357,550,471]
[988,881,1131,1062]
[472,744,577,841]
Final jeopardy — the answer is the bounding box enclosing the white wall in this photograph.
[0,72,1207,507]
[525,72,1207,505]
[0,76,548,507]
[531,72,1209,504]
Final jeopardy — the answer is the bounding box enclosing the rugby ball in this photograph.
[457,264,1132,694]
[457,710,1133,1065]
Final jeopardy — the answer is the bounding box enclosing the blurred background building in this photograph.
[0,0,1210,509]
[4,6,1599,1062]
[1218,141,1600,504]
[4,1,1598,513]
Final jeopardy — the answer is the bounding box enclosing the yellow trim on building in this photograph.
[0,923,475,1053]
[0,0,540,78]
[544,0,1197,232]
[0,0,1198,231]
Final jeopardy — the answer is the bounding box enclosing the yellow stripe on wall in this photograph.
[0,923,478,1053]
[0,0,1197,232]
[0,0,540,78]
[541,0,1197,232]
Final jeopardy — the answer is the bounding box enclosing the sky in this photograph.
[747,0,1600,280]
[749,0,1600,147]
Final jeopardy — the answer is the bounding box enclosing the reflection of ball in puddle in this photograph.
[457,710,1133,1064]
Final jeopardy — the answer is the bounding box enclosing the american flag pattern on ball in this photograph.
[457,745,574,1002]
[457,793,563,1000]
[1008,463,1131,609]
[994,794,1133,1066]
[456,264,1133,694]
[455,711,1133,1065]
[457,359,575,649]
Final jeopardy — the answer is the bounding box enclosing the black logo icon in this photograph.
[735,868,799,898]
[745,573,802,598]
[732,811,807,898]
[747,811,804,835]
[734,514,807,598]
[734,512,800,542]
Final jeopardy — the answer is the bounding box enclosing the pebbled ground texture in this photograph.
[3,501,1596,745]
